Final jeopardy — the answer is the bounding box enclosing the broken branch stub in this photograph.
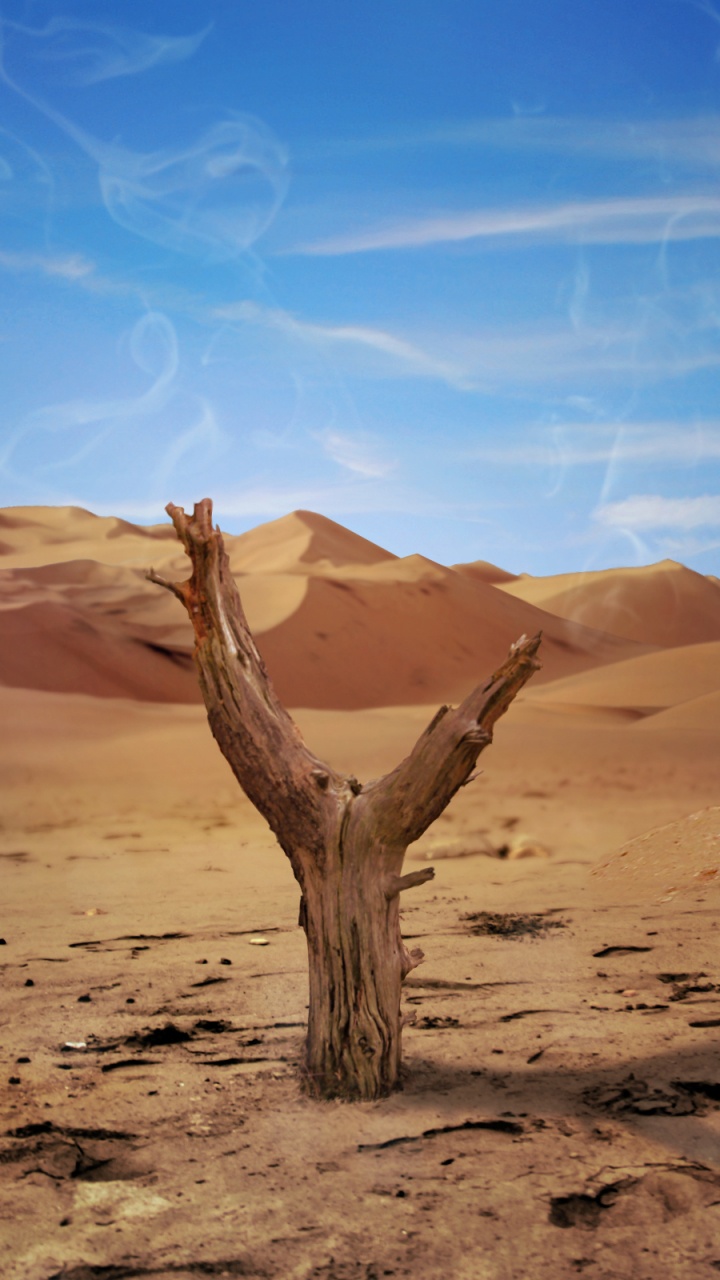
[152,498,541,1099]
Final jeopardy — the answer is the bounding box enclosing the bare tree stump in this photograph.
[150,499,541,1100]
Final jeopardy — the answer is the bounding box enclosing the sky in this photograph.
[1,0,720,575]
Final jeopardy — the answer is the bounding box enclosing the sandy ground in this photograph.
[1,506,719,1279]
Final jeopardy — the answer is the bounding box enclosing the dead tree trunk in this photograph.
[149,499,541,1100]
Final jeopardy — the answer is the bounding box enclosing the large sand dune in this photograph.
[631,686,720,731]
[247,548,653,709]
[0,506,655,707]
[499,558,720,647]
[451,556,519,585]
[522,639,720,718]
[0,505,181,570]
[228,508,397,574]
[0,597,197,702]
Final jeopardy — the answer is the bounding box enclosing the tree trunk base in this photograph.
[300,864,406,1101]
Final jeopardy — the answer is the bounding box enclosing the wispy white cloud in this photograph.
[467,422,720,466]
[308,113,720,171]
[426,325,720,388]
[658,534,720,558]
[1,23,288,264]
[4,16,211,86]
[0,312,179,477]
[13,250,712,394]
[316,429,396,478]
[288,194,720,256]
[296,319,473,388]
[0,243,216,315]
[595,493,720,530]
[93,118,288,262]
[153,401,225,496]
[212,300,473,388]
[1,312,178,473]
[213,300,720,390]
[0,248,95,279]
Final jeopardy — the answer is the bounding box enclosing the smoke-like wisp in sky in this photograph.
[0,9,381,519]
[3,15,212,85]
[0,311,222,496]
[0,10,305,513]
[0,16,289,262]
[98,117,288,262]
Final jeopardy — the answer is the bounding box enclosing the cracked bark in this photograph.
[150,498,541,1100]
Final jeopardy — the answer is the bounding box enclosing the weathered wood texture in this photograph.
[150,498,541,1099]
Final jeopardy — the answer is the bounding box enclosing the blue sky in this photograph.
[1,0,719,574]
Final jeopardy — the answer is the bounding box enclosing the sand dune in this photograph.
[0,505,181,571]
[228,508,396,574]
[0,505,653,707]
[523,639,720,717]
[1,556,307,645]
[499,558,720,647]
[253,555,650,709]
[631,687,720,731]
[452,557,519,585]
[0,598,198,702]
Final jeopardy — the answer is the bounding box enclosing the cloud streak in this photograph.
[4,16,211,85]
[98,117,288,261]
[316,429,396,478]
[466,423,720,466]
[0,248,95,279]
[595,493,720,530]
[7,311,178,461]
[212,300,720,389]
[1,21,288,263]
[289,194,720,256]
[312,113,720,170]
[397,323,720,389]
[0,312,181,484]
[212,300,473,388]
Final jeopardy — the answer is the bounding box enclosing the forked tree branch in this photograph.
[148,499,339,866]
[363,633,542,847]
[151,500,541,874]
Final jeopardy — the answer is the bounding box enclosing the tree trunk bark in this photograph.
[301,838,406,1100]
[299,789,434,1099]
[150,499,541,1100]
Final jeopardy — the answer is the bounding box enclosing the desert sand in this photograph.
[1,505,719,1280]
